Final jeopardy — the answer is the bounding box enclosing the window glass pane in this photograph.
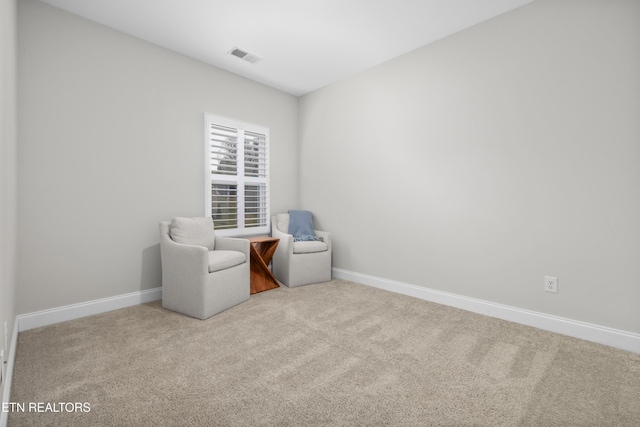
[244,131,267,178]
[209,124,238,176]
[211,183,238,230]
[244,184,267,228]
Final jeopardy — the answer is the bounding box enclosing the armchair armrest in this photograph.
[215,236,250,260]
[272,224,294,254]
[160,234,210,279]
[315,230,332,252]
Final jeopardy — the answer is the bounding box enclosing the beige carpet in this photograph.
[9,280,640,426]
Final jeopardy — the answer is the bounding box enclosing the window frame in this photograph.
[204,113,270,237]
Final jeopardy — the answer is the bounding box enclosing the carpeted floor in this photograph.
[9,279,640,426]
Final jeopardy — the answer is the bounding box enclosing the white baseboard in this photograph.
[17,287,162,332]
[332,268,640,354]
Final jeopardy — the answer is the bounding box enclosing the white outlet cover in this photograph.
[545,276,558,293]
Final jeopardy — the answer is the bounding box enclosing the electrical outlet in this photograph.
[544,276,558,293]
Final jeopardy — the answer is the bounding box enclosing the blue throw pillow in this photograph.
[288,210,316,241]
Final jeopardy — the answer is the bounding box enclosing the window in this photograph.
[204,113,269,236]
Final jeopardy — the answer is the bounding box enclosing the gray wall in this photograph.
[17,0,299,314]
[299,0,640,333]
[1,0,17,402]
[14,0,640,336]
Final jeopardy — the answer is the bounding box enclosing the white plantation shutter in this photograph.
[210,183,238,230]
[205,113,270,236]
[243,130,268,229]
[244,131,267,178]
[208,123,238,176]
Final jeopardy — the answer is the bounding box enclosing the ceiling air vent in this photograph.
[228,47,263,64]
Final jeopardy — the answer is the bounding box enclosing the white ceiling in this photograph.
[39,0,534,96]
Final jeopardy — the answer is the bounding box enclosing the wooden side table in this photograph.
[246,236,280,294]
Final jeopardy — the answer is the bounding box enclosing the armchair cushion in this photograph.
[208,250,247,273]
[275,213,289,234]
[293,240,328,254]
[170,217,215,250]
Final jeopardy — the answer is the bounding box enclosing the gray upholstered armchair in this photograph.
[271,213,332,287]
[159,217,250,319]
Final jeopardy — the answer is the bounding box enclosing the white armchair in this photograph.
[271,213,332,287]
[159,217,250,319]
